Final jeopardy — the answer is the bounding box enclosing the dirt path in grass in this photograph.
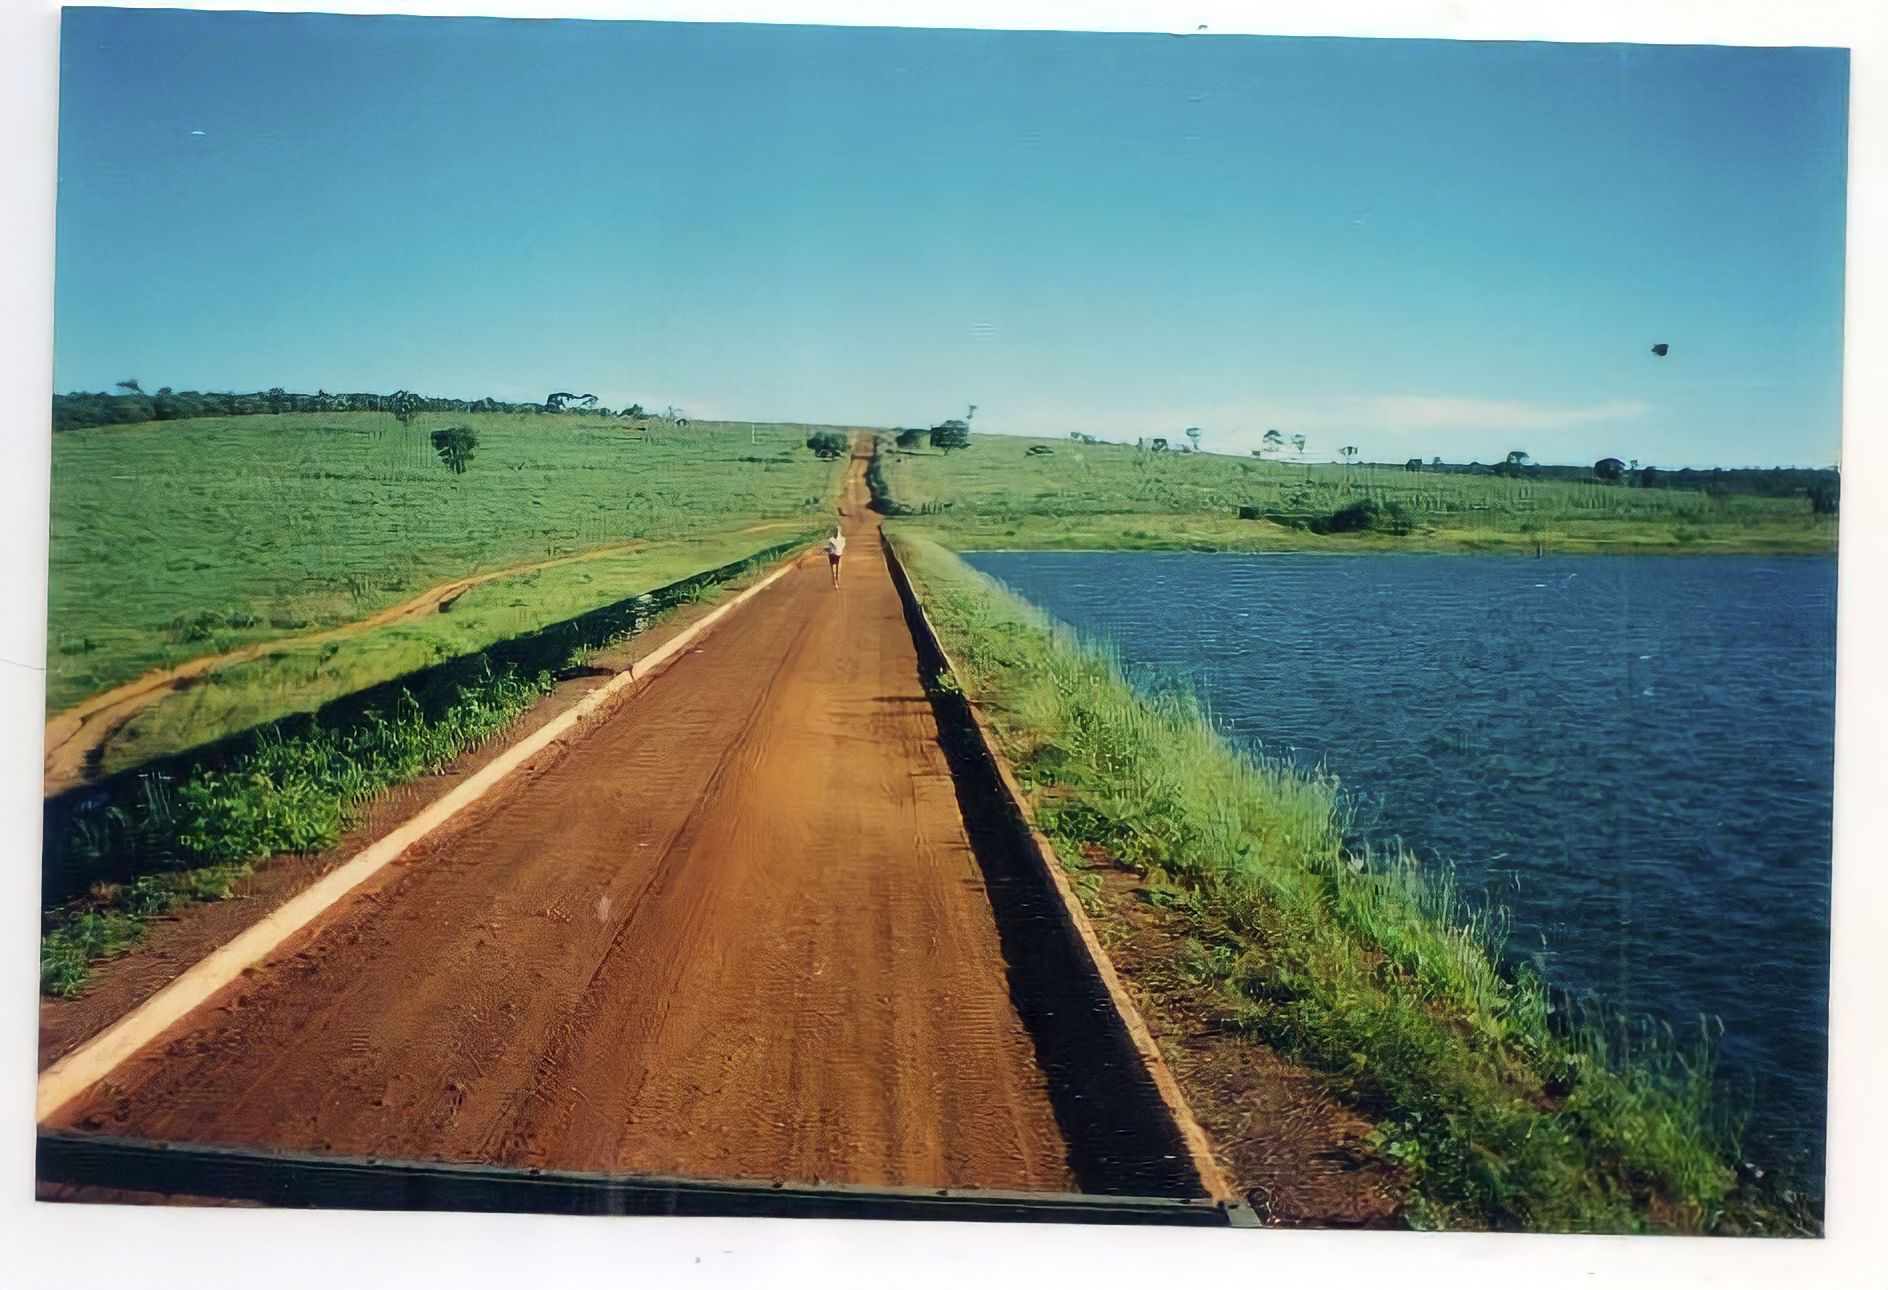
[45,448,1077,1191]
[42,521,805,797]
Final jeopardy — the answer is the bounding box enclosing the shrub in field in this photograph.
[430,424,479,474]
[1373,499,1417,534]
[1320,497,1379,533]
[1302,497,1415,535]
[167,609,263,643]
[806,431,849,459]
[929,420,971,453]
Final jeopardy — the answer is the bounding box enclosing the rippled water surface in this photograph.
[964,550,1835,1190]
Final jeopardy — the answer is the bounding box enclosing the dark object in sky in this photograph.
[1651,343,1670,356]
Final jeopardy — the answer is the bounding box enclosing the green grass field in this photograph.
[47,412,849,715]
[84,527,815,779]
[878,435,1835,554]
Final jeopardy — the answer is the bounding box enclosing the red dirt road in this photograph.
[48,453,1077,1191]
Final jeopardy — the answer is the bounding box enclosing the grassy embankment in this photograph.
[41,664,553,996]
[66,527,816,781]
[893,532,1808,1234]
[876,434,1835,555]
[43,412,851,991]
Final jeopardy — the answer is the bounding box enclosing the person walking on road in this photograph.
[824,527,847,588]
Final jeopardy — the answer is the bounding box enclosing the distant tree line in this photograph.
[52,383,684,433]
[1395,450,1838,500]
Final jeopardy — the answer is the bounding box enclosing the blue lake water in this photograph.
[963,550,1835,1192]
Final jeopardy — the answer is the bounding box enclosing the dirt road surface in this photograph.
[47,451,1079,1192]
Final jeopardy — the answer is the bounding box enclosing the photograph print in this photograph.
[32,5,1846,1238]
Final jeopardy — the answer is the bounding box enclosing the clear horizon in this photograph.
[53,10,1849,468]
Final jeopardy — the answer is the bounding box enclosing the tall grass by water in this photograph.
[893,531,1810,1234]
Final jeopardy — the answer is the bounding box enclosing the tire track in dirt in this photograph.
[43,521,805,796]
[48,452,1077,1190]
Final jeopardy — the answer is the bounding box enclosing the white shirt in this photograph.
[825,533,847,557]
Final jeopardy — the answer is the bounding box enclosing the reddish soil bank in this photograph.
[47,458,1075,1192]
[1085,867,1404,1226]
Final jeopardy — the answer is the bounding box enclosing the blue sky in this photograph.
[54,10,1848,466]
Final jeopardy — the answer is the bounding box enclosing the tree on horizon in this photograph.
[930,419,971,453]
